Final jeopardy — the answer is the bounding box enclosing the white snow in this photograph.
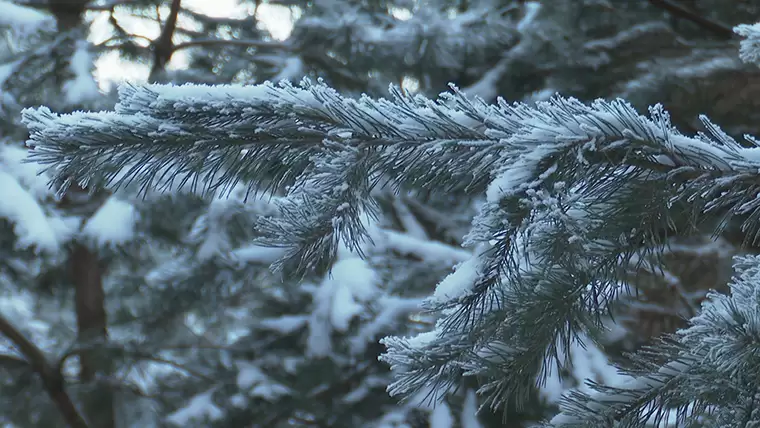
[549,353,686,425]
[236,362,290,399]
[391,197,428,240]
[0,145,53,199]
[0,288,53,358]
[735,22,760,65]
[306,280,333,357]
[0,170,62,252]
[231,244,288,265]
[430,255,481,303]
[461,390,483,428]
[462,58,511,102]
[330,281,365,331]
[307,256,378,356]
[402,329,439,350]
[0,1,51,30]
[429,402,454,428]
[63,41,100,106]
[166,388,223,425]
[273,56,304,82]
[229,394,246,408]
[190,198,233,261]
[375,230,470,265]
[258,315,308,333]
[82,196,138,247]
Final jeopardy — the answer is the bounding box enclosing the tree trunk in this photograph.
[148,0,182,83]
[48,1,116,427]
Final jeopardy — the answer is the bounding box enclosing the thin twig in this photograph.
[0,353,30,369]
[172,38,288,53]
[98,34,154,47]
[648,0,736,39]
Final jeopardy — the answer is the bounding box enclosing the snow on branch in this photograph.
[22,77,760,420]
[0,1,53,34]
[552,254,760,427]
[291,5,517,76]
[735,22,760,65]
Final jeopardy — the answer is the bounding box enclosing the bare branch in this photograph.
[98,34,154,47]
[648,0,736,39]
[172,38,289,53]
[0,314,89,428]
[0,353,29,370]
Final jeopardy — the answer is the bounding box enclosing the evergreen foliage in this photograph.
[0,0,534,426]
[22,13,760,428]
[5,0,760,427]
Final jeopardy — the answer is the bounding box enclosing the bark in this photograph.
[148,0,182,83]
[48,0,89,32]
[48,1,116,427]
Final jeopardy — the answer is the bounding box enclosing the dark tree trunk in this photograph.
[48,1,116,427]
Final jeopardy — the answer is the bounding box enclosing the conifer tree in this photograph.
[22,10,760,428]
[2,0,544,426]
[9,0,760,427]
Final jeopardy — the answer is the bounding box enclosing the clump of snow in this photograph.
[258,315,308,333]
[0,1,52,35]
[328,257,378,330]
[0,145,52,199]
[63,41,100,106]
[461,389,483,428]
[429,402,454,428]
[273,56,304,82]
[229,394,246,408]
[236,362,290,399]
[82,196,138,247]
[390,329,438,350]
[735,22,760,65]
[166,388,223,426]
[430,256,480,303]
[231,244,287,265]
[375,229,470,265]
[0,170,62,252]
[307,256,378,356]
[189,198,230,261]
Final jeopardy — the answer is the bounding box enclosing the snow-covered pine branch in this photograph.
[21,26,760,422]
[735,22,760,65]
[550,254,760,427]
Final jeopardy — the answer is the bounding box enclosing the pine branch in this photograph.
[552,254,760,427]
[0,314,89,428]
[21,71,760,421]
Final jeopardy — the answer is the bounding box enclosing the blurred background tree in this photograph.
[0,0,758,427]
